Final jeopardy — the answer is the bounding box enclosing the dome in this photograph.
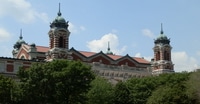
[50,4,69,29]
[17,39,26,44]
[154,24,170,44]
[157,34,168,40]
[54,16,66,23]
[154,33,170,45]
[52,3,66,23]
[30,43,36,47]
[107,51,113,55]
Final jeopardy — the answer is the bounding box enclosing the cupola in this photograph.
[13,29,26,49]
[154,24,170,44]
[50,3,69,29]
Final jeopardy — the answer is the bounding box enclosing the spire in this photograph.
[19,29,23,39]
[160,23,164,34]
[57,3,62,16]
[108,41,110,51]
[106,41,113,55]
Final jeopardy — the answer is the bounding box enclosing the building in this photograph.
[0,4,174,81]
[151,24,174,74]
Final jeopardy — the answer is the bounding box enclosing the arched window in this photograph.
[164,51,169,60]
[50,38,54,48]
[156,51,160,61]
[20,55,25,59]
[59,36,64,48]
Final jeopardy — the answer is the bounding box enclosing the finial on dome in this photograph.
[106,41,113,55]
[160,23,164,34]
[20,29,23,39]
[108,41,110,51]
[57,3,62,16]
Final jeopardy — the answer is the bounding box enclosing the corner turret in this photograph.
[152,24,174,74]
[12,29,27,58]
[46,3,71,61]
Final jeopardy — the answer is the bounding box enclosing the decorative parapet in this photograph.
[90,62,151,81]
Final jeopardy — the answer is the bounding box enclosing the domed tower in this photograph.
[12,29,27,58]
[152,24,174,74]
[46,3,71,61]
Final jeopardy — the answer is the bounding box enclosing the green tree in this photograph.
[128,77,158,104]
[147,72,193,104]
[147,84,192,104]
[113,81,133,104]
[0,75,18,104]
[87,77,114,104]
[18,60,95,104]
[186,70,200,104]
[112,73,191,104]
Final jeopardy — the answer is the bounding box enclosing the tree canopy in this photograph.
[1,61,200,104]
[0,75,18,104]
[18,60,95,104]
[87,77,114,104]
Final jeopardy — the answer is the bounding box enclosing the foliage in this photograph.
[147,72,193,104]
[113,81,133,104]
[17,60,95,104]
[112,73,192,104]
[3,63,199,103]
[0,75,18,104]
[186,70,200,104]
[126,76,158,104]
[87,77,114,104]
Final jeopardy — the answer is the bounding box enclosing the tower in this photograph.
[12,29,27,58]
[152,24,174,74]
[46,3,71,61]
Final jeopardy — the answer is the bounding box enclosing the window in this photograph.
[156,51,160,61]
[59,36,64,48]
[164,51,169,60]
[20,55,25,59]
[0,62,5,72]
[50,38,54,48]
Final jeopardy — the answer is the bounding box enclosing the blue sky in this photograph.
[0,0,200,72]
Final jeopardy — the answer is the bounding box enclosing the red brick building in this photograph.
[0,4,174,80]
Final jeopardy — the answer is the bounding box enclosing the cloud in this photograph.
[134,52,152,62]
[0,0,49,23]
[196,51,200,56]
[80,26,86,31]
[68,22,86,34]
[0,28,11,42]
[172,51,199,72]
[87,33,127,55]
[142,29,156,39]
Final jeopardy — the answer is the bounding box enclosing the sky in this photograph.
[0,0,200,72]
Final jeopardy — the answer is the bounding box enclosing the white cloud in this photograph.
[196,51,200,56]
[142,29,156,39]
[80,26,86,31]
[172,51,199,72]
[135,53,141,57]
[0,28,11,42]
[0,0,49,23]
[134,52,152,62]
[68,22,86,34]
[87,33,127,55]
